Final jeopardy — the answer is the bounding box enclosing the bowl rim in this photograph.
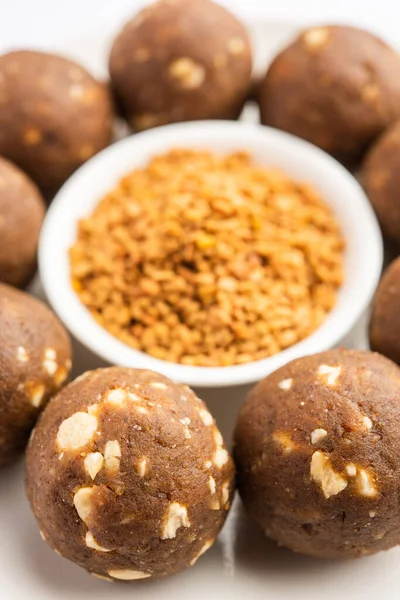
[39,120,383,388]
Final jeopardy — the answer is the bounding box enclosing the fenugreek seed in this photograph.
[70,150,343,367]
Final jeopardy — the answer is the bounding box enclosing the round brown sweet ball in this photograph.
[259,25,400,166]
[109,0,252,131]
[0,157,45,288]
[0,50,114,195]
[370,257,400,363]
[234,349,400,559]
[362,120,400,242]
[26,367,234,581]
[0,284,72,467]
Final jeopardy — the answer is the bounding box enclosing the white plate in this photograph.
[1,18,397,600]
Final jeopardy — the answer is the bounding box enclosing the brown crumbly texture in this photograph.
[70,149,344,367]
[362,120,400,243]
[370,257,400,364]
[259,25,400,166]
[26,367,234,580]
[0,50,114,196]
[109,0,252,131]
[0,157,45,287]
[0,284,72,467]
[234,349,400,558]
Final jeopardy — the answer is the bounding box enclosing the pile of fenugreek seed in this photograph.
[70,149,344,366]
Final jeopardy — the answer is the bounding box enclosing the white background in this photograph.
[0,0,399,49]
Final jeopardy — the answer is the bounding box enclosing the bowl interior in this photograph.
[39,121,383,387]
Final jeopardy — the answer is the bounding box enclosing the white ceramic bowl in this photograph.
[39,120,383,388]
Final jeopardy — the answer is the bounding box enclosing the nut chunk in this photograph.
[161,502,190,540]
[234,349,400,558]
[310,451,347,499]
[26,367,234,580]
